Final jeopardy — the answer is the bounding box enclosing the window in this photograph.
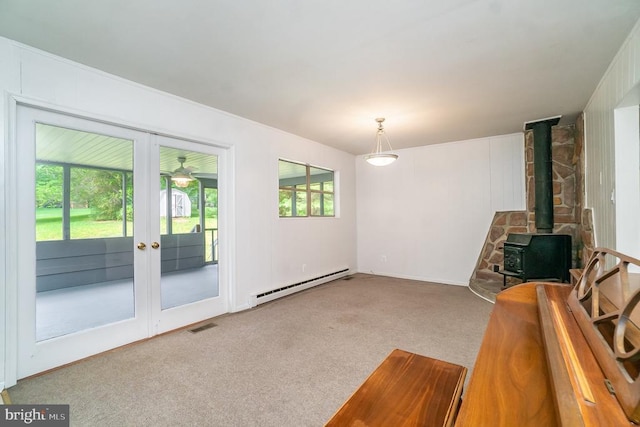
[279,159,335,217]
[35,161,134,241]
[35,122,135,242]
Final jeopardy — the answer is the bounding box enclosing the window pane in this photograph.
[279,159,308,217]
[170,180,199,234]
[70,168,130,239]
[34,122,135,341]
[279,189,293,217]
[279,188,308,217]
[311,193,334,216]
[278,160,307,188]
[324,193,334,216]
[124,172,133,236]
[279,160,335,218]
[204,188,218,230]
[160,179,202,235]
[160,177,168,235]
[158,146,218,310]
[35,164,63,241]
[309,166,333,193]
[204,187,218,263]
[310,192,322,216]
[279,160,307,190]
[296,191,308,216]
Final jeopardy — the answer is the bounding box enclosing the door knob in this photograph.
[151,242,160,249]
[137,242,146,250]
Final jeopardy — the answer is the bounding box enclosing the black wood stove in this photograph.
[499,117,572,288]
[501,233,571,286]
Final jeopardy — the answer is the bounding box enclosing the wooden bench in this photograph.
[325,349,467,427]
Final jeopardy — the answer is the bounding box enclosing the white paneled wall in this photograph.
[356,133,524,285]
[489,134,526,212]
[0,37,22,392]
[614,106,640,259]
[584,19,640,252]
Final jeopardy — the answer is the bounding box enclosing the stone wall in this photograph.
[470,122,585,286]
[472,211,528,282]
[574,113,595,264]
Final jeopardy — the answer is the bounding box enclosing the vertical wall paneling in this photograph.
[614,106,640,262]
[489,134,526,212]
[356,133,524,285]
[0,41,22,390]
[584,18,640,253]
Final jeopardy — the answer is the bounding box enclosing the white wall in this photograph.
[356,133,525,285]
[614,106,640,261]
[584,18,640,253]
[0,37,21,392]
[0,38,356,388]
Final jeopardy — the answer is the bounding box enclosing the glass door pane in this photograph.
[16,106,227,379]
[35,123,136,341]
[204,187,218,264]
[158,146,219,310]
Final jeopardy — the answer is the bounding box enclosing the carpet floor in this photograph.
[8,273,494,426]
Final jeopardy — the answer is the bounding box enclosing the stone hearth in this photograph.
[469,116,594,301]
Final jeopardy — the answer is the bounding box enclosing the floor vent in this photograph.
[253,268,349,306]
[189,322,217,333]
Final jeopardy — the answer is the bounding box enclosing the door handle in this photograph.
[137,242,146,250]
[151,242,160,249]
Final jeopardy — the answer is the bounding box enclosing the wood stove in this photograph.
[499,116,573,288]
[501,233,571,286]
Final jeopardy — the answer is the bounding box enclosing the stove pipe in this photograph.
[525,116,560,233]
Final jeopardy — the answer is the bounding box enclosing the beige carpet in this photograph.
[8,274,494,426]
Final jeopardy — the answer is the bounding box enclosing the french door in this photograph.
[15,105,227,378]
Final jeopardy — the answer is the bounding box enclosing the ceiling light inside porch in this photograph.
[171,156,194,188]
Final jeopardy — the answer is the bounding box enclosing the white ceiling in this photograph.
[1,1,639,155]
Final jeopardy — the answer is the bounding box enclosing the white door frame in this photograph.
[4,99,232,384]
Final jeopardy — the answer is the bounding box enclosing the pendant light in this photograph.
[171,156,195,188]
[364,118,398,166]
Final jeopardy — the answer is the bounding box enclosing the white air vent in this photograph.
[251,269,349,306]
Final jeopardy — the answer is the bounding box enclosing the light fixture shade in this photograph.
[171,156,194,187]
[365,153,398,166]
[171,173,192,188]
[365,118,398,166]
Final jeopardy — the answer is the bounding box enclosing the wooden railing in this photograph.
[205,227,218,264]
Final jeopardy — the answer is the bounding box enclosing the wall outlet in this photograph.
[380,255,387,262]
[493,264,500,272]
[302,264,307,272]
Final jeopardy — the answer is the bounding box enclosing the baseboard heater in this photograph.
[251,268,350,307]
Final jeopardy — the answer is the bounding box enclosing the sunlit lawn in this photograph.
[35,208,208,241]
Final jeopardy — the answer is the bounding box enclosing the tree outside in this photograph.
[35,164,213,241]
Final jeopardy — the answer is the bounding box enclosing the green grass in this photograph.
[36,208,212,241]
[36,207,92,223]
[36,208,131,240]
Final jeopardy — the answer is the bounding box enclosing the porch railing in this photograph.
[205,227,218,264]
